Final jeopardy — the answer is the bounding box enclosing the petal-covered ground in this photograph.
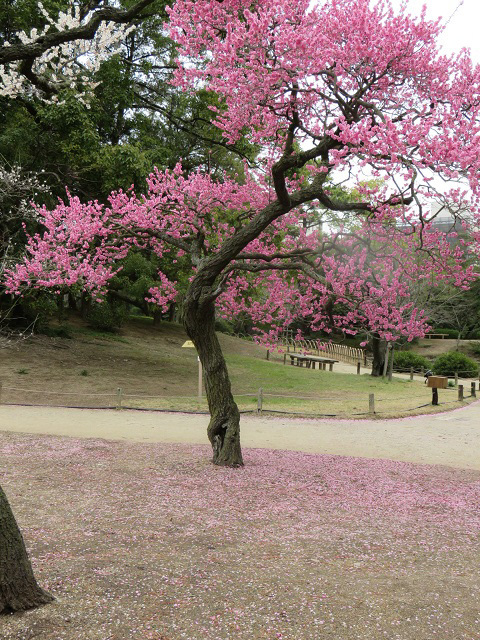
[1,431,479,640]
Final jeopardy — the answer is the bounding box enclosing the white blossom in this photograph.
[0,2,136,104]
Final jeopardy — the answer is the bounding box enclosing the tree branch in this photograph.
[236,248,314,261]
[116,225,192,254]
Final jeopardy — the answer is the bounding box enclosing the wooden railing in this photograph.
[283,338,367,366]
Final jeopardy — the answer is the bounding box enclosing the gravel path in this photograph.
[1,400,479,470]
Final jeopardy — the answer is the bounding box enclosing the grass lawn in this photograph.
[0,316,471,417]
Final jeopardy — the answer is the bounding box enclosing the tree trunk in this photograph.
[0,485,54,614]
[68,292,78,312]
[183,287,243,467]
[153,309,162,327]
[167,303,176,323]
[371,333,387,377]
[80,292,91,319]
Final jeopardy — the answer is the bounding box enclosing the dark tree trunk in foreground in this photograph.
[183,286,243,467]
[0,485,54,614]
[371,333,387,377]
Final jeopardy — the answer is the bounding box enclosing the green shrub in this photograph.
[231,312,254,336]
[432,352,478,378]
[86,300,129,332]
[215,317,234,335]
[468,341,480,357]
[40,324,73,339]
[17,293,58,331]
[392,351,431,372]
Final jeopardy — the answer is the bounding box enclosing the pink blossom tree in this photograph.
[216,210,473,374]
[7,0,480,469]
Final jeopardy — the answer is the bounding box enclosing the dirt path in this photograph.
[1,401,479,470]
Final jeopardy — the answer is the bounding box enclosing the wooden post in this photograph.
[116,387,123,410]
[357,361,361,375]
[283,353,287,365]
[388,347,394,381]
[410,367,414,381]
[266,349,270,361]
[455,372,458,387]
[198,356,203,398]
[458,384,464,401]
[471,382,476,397]
[421,366,424,379]
[257,388,263,414]
[369,393,375,414]
[432,388,438,405]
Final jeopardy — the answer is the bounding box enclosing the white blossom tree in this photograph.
[0,0,156,102]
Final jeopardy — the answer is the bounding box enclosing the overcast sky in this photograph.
[390,0,480,62]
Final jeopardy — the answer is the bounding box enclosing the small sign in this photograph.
[427,376,448,389]
[182,340,195,348]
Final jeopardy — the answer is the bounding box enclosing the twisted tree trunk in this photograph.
[179,180,325,466]
[183,283,243,467]
[0,485,54,614]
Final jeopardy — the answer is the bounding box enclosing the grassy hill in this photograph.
[0,316,471,418]
[410,337,480,361]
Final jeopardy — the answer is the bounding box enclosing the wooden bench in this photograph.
[424,333,449,339]
[288,353,339,371]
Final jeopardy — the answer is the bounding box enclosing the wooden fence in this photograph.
[283,338,368,366]
[0,382,474,416]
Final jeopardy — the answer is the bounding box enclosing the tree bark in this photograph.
[371,333,387,377]
[80,292,91,319]
[0,485,54,614]
[183,285,243,467]
[153,309,162,327]
[167,303,176,323]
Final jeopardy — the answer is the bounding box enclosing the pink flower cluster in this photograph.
[5,0,480,347]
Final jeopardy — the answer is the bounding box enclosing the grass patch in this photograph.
[72,326,130,343]
[0,317,473,418]
[125,355,461,418]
